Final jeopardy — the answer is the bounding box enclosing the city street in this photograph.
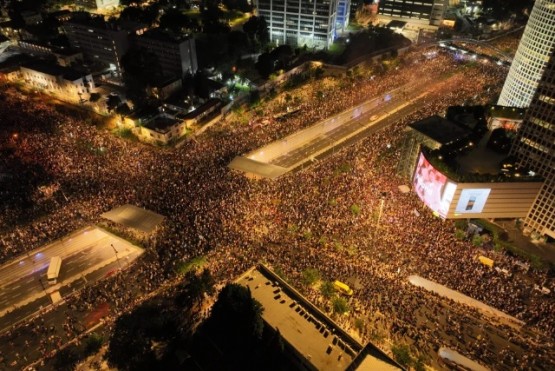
[0,227,143,334]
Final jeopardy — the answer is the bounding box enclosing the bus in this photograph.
[47,256,62,285]
[333,280,353,296]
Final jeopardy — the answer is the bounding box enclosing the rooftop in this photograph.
[143,115,180,133]
[100,204,165,233]
[139,28,192,43]
[21,60,84,81]
[237,265,402,371]
[487,105,526,120]
[409,115,472,146]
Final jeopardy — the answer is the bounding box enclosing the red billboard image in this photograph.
[413,153,448,215]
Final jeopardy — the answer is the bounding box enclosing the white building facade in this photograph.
[255,0,338,49]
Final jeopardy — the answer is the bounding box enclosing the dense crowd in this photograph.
[0,45,554,369]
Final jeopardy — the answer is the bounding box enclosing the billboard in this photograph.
[412,152,541,218]
[455,188,491,213]
[413,153,454,217]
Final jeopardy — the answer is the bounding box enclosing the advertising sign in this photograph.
[455,189,491,213]
[413,153,450,216]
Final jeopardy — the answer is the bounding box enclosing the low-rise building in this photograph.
[18,40,84,67]
[19,61,94,101]
[137,114,188,145]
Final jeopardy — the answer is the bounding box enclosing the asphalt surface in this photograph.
[0,227,143,335]
[267,75,456,170]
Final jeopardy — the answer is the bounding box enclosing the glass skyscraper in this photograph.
[510,49,555,240]
[498,0,555,108]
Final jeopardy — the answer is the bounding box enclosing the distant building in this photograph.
[336,0,352,33]
[378,0,448,26]
[147,76,182,100]
[18,40,84,67]
[20,11,43,26]
[75,0,120,11]
[137,99,222,145]
[498,0,555,108]
[510,50,555,240]
[134,28,197,78]
[255,0,338,49]
[19,60,94,101]
[63,16,131,74]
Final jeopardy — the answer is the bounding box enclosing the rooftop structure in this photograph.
[100,204,165,233]
[498,0,555,108]
[254,0,338,49]
[237,265,402,371]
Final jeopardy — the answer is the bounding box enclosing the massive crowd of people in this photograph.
[0,43,554,370]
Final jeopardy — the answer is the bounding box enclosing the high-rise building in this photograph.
[135,29,198,78]
[63,16,131,74]
[254,0,338,49]
[510,50,555,240]
[498,0,555,108]
[336,0,351,33]
[378,0,448,26]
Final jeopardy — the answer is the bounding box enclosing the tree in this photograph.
[332,297,349,314]
[159,8,192,34]
[391,343,413,367]
[320,281,335,298]
[301,268,320,286]
[84,333,104,356]
[209,283,264,342]
[53,346,80,371]
[256,16,270,45]
[255,52,274,78]
[106,303,178,371]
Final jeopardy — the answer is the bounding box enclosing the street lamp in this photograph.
[111,244,122,271]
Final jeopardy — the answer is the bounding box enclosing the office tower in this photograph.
[378,0,448,26]
[135,29,198,78]
[498,0,555,108]
[255,0,338,49]
[63,16,130,74]
[336,0,352,33]
[510,49,555,240]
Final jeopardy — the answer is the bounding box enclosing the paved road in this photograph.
[0,227,143,334]
[268,74,458,170]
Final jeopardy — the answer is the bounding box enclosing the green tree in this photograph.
[320,281,335,298]
[84,332,104,356]
[332,297,349,314]
[53,346,80,371]
[159,8,192,34]
[209,283,264,341]
[391,343,412,367]
[301,268,320,286]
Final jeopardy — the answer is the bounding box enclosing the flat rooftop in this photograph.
[238,265,402,371]
[144,115,180,133]
[408,115,471,146]
[101,204,165,233]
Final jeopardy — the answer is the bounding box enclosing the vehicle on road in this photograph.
[47,256,62,285]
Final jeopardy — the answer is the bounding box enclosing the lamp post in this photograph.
[111,244,122,271]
